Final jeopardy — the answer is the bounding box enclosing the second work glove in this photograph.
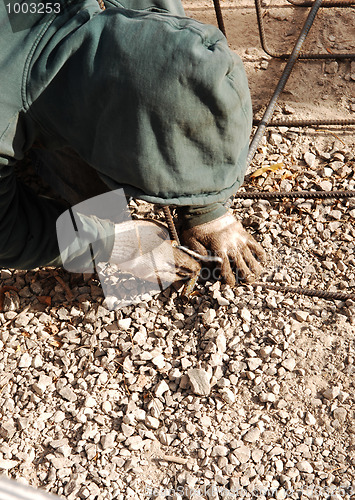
[110,220,200,284]
[181,212,266,286]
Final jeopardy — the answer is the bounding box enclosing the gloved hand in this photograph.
[110,219,200,284]
[181,212,265,286]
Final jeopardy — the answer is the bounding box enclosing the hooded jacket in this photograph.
[0,0,252,270]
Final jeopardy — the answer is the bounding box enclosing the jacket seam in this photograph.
[21,0,87,112]
[104,0,168,11]
[22,0,100,140]
[22,8,61,111]
[226,71,252,123]
[0,112,18,146]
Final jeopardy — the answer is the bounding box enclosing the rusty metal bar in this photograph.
[253,118,355,126]
[287,0,354,7]
[213,0,227,36]
[254,0,355,59]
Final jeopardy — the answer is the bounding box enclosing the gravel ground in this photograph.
[1,1,355,500]
[1,127,354,500]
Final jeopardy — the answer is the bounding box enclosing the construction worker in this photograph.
[0,0,264,286]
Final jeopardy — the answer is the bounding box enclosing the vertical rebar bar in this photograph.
[246,0,324,168]
[213,0,227,36]
[162,206,180,244]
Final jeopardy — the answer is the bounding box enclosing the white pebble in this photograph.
[102,401,112,413]
[294,311,308,322]
[85,396,97,408]
[152,354,165,369]
[211,445,229,457]
[247,358,262,371]
[296,460,313,473]
[243,427,261,443]
[155,380,169,398]
[323,386,340,400]
[220,388,235,404]
[18,353,32,368]
[281,358,296,371]
[187,369,211,396]
[304,412,316,425]
[240,308,251,323]
[53,411,66,423]
[118,318,131,330]
[145,416,160,429]
[202,309,216,324]
[304,152,316,168]
[0,459,19,470]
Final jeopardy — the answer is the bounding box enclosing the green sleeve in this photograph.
[176,203,227,229]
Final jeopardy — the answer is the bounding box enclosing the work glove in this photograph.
[110,220,200,284]
[181,212,265,286]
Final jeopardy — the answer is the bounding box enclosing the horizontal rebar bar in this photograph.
[287,0,354,7]
[232,189,355,200]
[255,0,355,60]
[253,118,355,127]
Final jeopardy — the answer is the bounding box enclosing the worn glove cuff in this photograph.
[176,202,227,229]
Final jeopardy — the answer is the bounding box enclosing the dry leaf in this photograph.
[281,172,297,181]
[38,296,52,307]
[49,336,63,348]
[250,163,284,179]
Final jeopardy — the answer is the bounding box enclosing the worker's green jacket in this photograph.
[0,0,252,270]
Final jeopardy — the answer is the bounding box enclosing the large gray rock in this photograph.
[187,369,211,396]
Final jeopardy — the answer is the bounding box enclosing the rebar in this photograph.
[213,0,226,36]
[162,206,180,244]
[210,0,355,128]
[253,118,355,127]
[232,189,355,200]
[287,0,354,7]
[255,0,355,60]
[247,0,324,169]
